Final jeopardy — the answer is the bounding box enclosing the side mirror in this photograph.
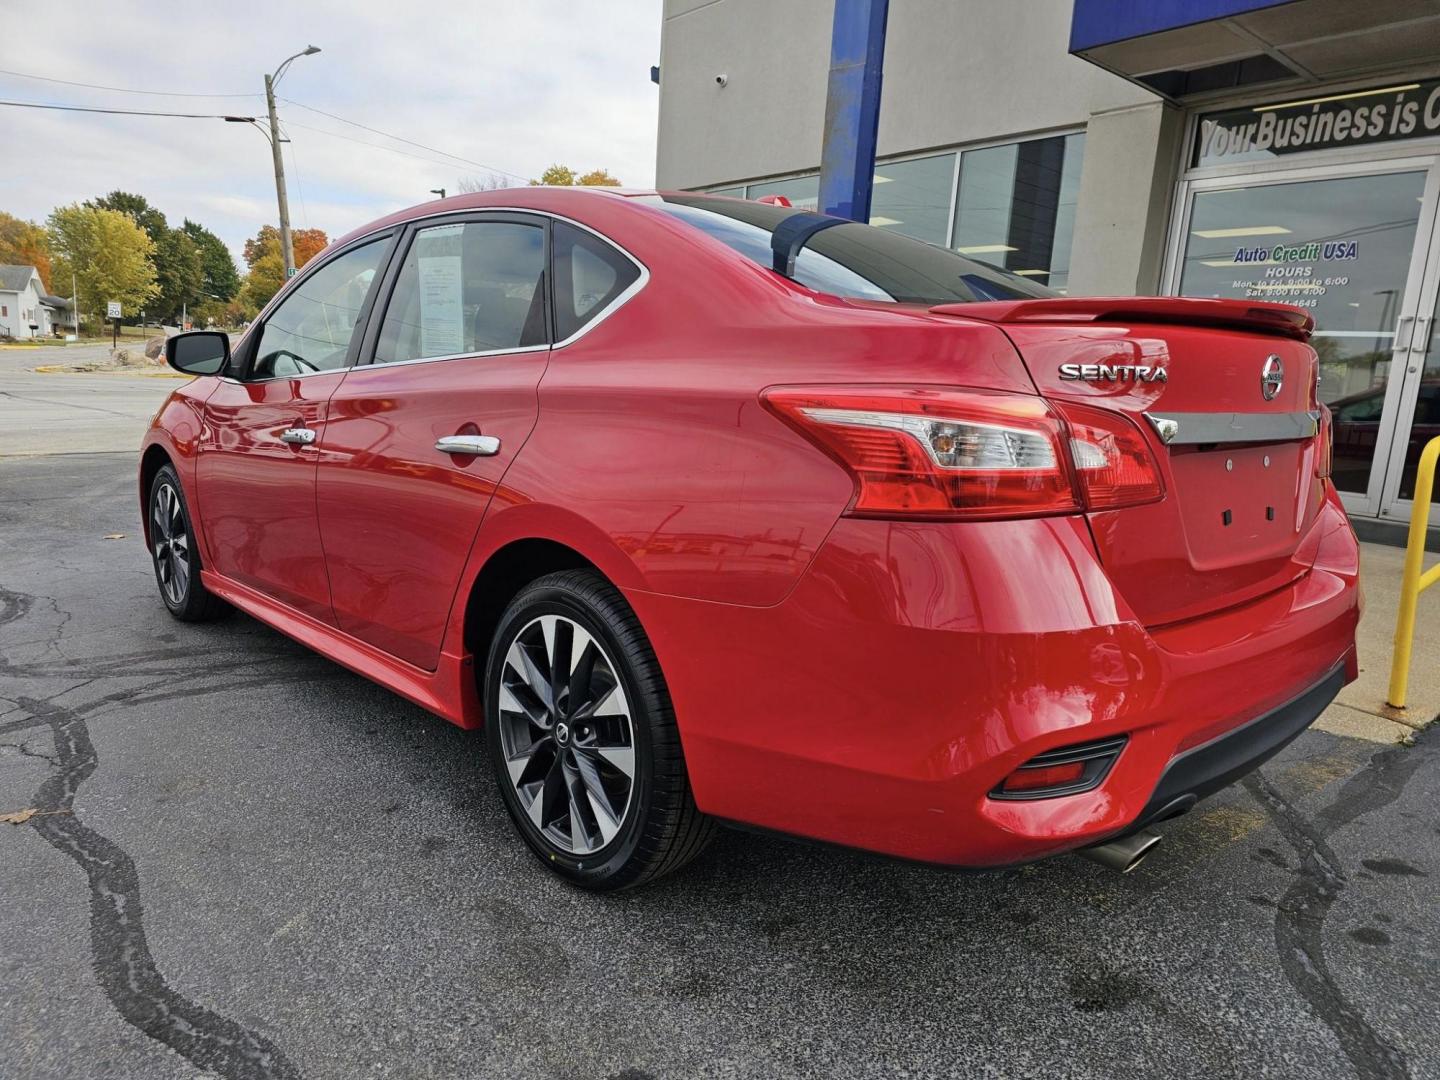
[165,330,230,376]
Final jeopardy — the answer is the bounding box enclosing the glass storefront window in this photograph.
[707,185,746,198]
[869,153,955,245]
[746,175,820,211]
[951,133,1085,290]
[1177,170,1426,495]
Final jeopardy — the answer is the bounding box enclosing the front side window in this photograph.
[251,238,388,379]
[552,222,641,341]
[374,220,547,364]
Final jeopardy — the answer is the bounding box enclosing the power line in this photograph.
[280,97,528,181]
[281,118,524,179]
[0,66,258,98]
[0,98,254,120]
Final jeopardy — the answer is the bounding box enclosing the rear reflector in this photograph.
[762,386,1079,520]
[991,736,1127,800]
[999,761,1085,793]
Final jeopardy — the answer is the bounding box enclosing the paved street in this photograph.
[2,378,1439,1079]
[0,345,179,457]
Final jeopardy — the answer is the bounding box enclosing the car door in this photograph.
[315,214,554,669]
[197,235,394,622]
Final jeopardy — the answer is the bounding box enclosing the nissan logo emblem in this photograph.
[1261,355,1284,401]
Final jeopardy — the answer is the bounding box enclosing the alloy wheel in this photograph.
[151,482,190,606]
[497,614,636,855]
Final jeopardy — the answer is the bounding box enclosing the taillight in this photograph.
[763,385,1166,520]
[761,386,1080,520]
[1053,401,1165,510]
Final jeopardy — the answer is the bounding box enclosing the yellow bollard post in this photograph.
[1388,436,1440,709]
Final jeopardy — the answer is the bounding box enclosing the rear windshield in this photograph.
[648,194,1056,306]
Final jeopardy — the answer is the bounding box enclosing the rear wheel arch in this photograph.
[463,538,599,669]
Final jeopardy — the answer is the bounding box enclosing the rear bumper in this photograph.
[624,488,1361,867]
[1131,661,1346,833]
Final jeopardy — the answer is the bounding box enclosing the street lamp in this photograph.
[263,45,320,277]
[431,188,447,199]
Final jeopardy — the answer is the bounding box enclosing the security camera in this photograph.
[715,73,728,88]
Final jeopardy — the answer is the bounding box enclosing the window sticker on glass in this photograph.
[416,224,465,357]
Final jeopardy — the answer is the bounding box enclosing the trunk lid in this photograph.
[934,297,1327,627]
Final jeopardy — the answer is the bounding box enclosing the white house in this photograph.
[0,264,74,339]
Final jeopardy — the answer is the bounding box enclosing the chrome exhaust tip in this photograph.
[1077,829,1162,874]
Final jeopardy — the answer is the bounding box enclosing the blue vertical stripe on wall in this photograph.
[818,0,889,222]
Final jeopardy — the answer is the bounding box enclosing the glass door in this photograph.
[1378,225,1440,517]
[1170,157,1440,517]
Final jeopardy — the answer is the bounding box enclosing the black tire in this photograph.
[147,465,229,622]
[484,569,714,890]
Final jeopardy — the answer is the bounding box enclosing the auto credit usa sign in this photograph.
[1194,80,1440,167]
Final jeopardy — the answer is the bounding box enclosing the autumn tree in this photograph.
[47,205,158,326]
[531,164,577,187]
[0,213,53,292]
[529,165,621,187]
[241,224,329,310]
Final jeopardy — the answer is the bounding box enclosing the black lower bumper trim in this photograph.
[1136,662,1346,829]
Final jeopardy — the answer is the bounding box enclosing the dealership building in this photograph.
[655,0,1440,533]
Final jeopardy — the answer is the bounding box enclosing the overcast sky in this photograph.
[1,1,662,267]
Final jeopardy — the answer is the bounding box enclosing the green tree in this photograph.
[86,191,167,245]
[151,228,203,323]
[180,219,240,302]
[47,205,158,327]
[0,212,53,292]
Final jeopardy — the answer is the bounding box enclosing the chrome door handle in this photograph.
[279,427,316,445]
[435,434,500,456]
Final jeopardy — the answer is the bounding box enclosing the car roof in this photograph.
[329,186,679,249]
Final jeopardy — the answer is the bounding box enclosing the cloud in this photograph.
[1,0,662,268]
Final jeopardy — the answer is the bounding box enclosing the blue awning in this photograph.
[1070,0,1292,53]
[1070,0,1440,100]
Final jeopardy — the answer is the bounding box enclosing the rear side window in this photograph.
[552,222,641,341]
[374,220,547,364]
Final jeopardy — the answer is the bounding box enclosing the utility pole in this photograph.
[264,72,295,277]
[255,46,320,278]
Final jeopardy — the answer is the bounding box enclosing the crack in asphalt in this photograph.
[1244,731,1434,1080]
[2,584,303,1080]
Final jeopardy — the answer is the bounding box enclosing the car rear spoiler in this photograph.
[928,296,1314,341]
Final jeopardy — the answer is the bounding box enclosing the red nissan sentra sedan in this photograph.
[142,187,1360,889]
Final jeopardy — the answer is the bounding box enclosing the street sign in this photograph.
[106,301,122,319]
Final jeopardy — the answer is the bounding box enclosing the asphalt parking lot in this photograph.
[2,374,1439,1078]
